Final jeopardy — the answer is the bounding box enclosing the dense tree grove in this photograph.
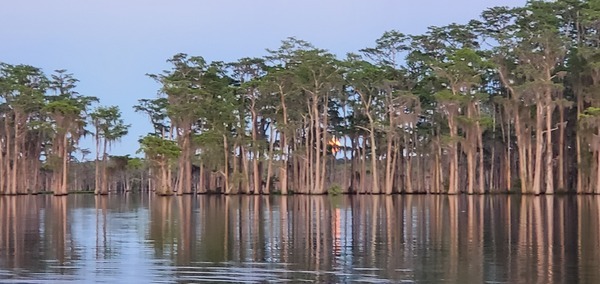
[1,0,600,196]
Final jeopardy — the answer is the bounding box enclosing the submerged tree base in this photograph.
[3,190,600,196]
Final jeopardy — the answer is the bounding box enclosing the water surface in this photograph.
[0,194,598,283]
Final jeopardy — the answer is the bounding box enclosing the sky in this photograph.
[0,0,526,157]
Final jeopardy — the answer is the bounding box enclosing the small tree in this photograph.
[91,106,129,195]
[139,135,180,196]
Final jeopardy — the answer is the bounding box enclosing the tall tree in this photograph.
[230,58,267,194]
[293,49,343,194]
[91,106,129,195]
[0,64,47,194]
[148,54,207,195]
[46,70,96,195]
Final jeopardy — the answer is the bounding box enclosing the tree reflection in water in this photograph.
[0,195,598,283]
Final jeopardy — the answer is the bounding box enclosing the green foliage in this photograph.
[110,155,130,169]
[479,115,494,130]
[134,98,170,135]
[151,53,209,126]
[327,184,343,195]
[581,107,600,117]
[579,107,600,130]
[91,105,130,142]
[138,135,181,162]
[456,115,478,128]
[0,64,47,113]
[434,89,463,104]
[127,157,144,170]
[360,30,410,68]
[45,100,81,117]
[440,134,464,146]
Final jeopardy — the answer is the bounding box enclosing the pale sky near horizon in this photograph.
[0,0,526,157]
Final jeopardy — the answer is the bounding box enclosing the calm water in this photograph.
[0,194,599,283]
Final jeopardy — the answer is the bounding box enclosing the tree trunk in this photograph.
[505,113,512,192]
[597,129,600,194]
[360,139,367,194]
[434,134,442,194]
[576,93,584,194]
[305,115,312,194]
[313,99,323,194]
[4,118,11,194]
[177,128,190,195]
[0,136,4,194]
[251,106,260,195]
[160,161,170,195]
[558,97,565,192]
[476,110,484,194]
[532,102,544,195]
[368,124,379,194]
[385,132,394,195]
[466,104,475,194]
[10,114,19,195]
[264,126,275,194]
[545,100,554,194]
[515,113,529,194]
[405,138,413,194]
[448,115,459,194]
[223,134,231,194]
[241,146,250,194]
[280,91,289,195]
[58,133,69,195]
[101,137,109,195]
[94,129,101,195]
[280,132,288,195]
[198,163,206,194]
[319,97,329,195]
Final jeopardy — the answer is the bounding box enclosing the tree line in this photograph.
[0,66,129,195]
[1,0,600,196]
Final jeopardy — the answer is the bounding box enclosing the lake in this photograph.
[0,194,598,283]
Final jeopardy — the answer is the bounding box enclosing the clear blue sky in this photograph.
[0,0,525,157]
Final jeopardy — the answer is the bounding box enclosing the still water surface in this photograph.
[0,194,599,283]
